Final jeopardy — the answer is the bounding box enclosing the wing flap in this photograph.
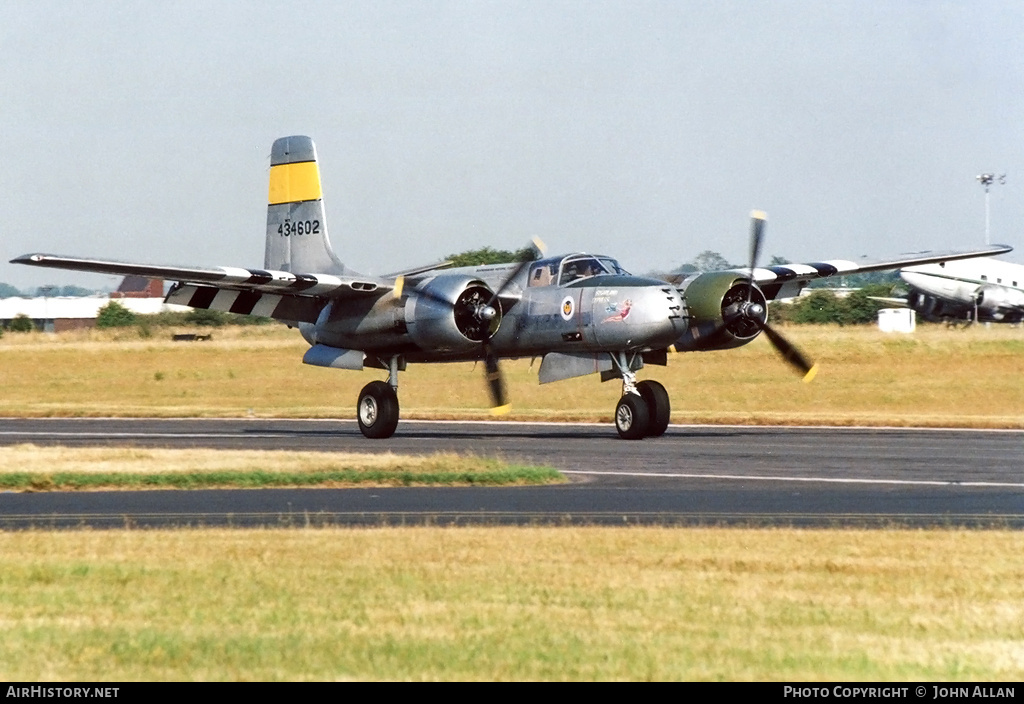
[166,284,323,324]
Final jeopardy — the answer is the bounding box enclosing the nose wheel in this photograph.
[614,380,671,440]
[614,393,649,439]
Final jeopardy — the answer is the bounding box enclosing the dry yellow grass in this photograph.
[0,445,559,490]
[1,527,1022,680]
[0,445,471,474]
[1,324,1022,426]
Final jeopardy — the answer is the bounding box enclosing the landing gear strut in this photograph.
[611,353,671,440]
[357,356,401,439]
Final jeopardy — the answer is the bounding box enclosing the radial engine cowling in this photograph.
[673,271,768,352]
[974,285,1024,317]
[907,290,946,322]
[405,274,501,353]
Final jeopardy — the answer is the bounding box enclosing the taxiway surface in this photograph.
[1,418,1022,528]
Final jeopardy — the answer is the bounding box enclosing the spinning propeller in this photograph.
[393,238,546,413]
[731,211,818,383]
[480,238,546,413]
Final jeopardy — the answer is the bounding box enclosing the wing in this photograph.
[11,253,392,324]
[746,244,1013,300]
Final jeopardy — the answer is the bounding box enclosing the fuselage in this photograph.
[304,253,688,361]
[900,257,1024,322]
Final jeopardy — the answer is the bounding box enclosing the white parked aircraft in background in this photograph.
[900,257,1024,324]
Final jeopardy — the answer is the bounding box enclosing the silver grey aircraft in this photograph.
[12,136,1012,439]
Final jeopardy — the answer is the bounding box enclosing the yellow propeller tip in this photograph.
[392,275,405,299]
[751,210,767,221]
[667,345,677,354]
[490,404,512,416]
[802,364,819,383]
[531,236,547,255]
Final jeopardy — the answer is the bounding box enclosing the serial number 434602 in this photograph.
[278,220,320,237]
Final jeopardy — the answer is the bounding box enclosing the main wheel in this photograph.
[614,393,650,440]
[357,381,400,439]
[636,380,670,437]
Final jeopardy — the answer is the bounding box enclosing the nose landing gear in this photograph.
[611,353,671,440]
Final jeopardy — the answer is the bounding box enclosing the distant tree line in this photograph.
[770,284,897,325]
[444,246,539,267]
[93,302,272,330]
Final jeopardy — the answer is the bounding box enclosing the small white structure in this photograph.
[0,296,186,333]
[878,307,916,333]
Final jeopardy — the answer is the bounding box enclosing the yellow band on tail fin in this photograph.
[268,161,322,205]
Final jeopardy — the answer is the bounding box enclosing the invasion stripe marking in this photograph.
[210,289,241,312]
[825,260,859,273]
[250,294,282,318]
[766,266,798,281]
[219,266,254,280]
[809,262,840,277]
[288,275,320,292]
[229,290,263,315]
[188,286,219,309]
[165,285,196,306]
[244,270,275,285]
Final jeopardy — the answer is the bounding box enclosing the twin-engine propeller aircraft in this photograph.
[13,136,1012,439]
[898,258,1024,324]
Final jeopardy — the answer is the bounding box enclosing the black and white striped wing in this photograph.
[11,254,387,324]
[749,245,1012,300]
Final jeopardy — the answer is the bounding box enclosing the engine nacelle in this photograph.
[974,285,1024,317]
[405,274,501,353]
[672,271,768,352]
[907,290,947,322]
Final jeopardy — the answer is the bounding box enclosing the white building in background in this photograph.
[0,277,187,332]
[878,307,916,333]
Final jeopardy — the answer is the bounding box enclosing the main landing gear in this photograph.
[611,353,670,440]
[357,356,401,439]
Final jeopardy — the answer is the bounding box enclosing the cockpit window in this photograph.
[528,255,630,287]
[558,255,628,286]
[528,261,558,287]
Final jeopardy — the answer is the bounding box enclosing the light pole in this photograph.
[976,173,1006,245]
[38,285,56,333]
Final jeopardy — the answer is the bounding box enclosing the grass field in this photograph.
[1,323,1022,426]
[0,445,560,491]
[1,324,1022,681]
[1,527,1022,681]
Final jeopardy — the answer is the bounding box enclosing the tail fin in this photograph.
[265,136,347,275]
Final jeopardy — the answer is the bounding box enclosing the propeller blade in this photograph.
[484,344,510,414]
[748,210,766,303]
[480,238,546,414]
[392,275,404,299]
[761,322,818,383]
[485,237,547,309]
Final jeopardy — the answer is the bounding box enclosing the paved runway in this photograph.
[1,418,1022,528]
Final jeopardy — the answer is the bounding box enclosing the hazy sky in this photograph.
[2,1,1022,290]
